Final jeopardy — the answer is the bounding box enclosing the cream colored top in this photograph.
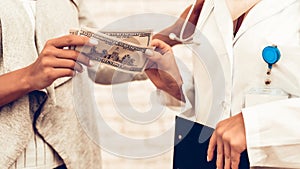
[10,1,63,168]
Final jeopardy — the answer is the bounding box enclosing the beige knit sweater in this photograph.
[0,0,102,168]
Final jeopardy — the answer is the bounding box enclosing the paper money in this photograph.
[70,27,152,73]
[100,31,152,47]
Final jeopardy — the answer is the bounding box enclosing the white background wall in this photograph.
[84,1,194,168]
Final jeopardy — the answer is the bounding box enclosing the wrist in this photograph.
[20,66,35,92]
[163,83,185,102]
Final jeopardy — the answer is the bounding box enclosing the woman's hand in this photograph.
[0,35,94,106]
[24,35,94,91]
[145,39,185,102]
[207,113,247,169]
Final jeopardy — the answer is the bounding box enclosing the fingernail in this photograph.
[145,49,154,56]
[89,38,98,45]
[207,156,210,162]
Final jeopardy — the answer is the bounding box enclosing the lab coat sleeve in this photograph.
[242,98,300,168]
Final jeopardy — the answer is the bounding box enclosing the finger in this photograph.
[224,142,231,169]
[145,60,157,70]
[77,53,91,66]
[231,151,241,169]
[52,58,83,73]
[73,62,83,73]
[207,132,217,162]
[52,68,76,79]
[55,49,91,66]
[216,137,224,169]
[145,49,164,62]
[46,35,96,48]
[151,39,172,54]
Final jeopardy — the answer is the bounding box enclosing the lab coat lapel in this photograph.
[233,0,297,43]
[196,0,214,30]
[213,0,234,66]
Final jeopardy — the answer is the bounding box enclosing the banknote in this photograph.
[71,27,152,46]
[71,27,153,73]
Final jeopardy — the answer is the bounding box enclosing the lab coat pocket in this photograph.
[272,45,300,97]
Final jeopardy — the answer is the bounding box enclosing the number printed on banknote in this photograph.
[70,27,153,73]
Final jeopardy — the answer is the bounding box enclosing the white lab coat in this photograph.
[166,0,300,168]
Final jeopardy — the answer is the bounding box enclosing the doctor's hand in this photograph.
[207,113,247,169]
[144,39,185,102]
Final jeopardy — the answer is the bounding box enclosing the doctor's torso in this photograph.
[190,0,300,125]
[231,0,300,114]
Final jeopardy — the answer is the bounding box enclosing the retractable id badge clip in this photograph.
[245,45,289,107]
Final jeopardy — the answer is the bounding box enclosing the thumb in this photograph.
[145,49,164,63]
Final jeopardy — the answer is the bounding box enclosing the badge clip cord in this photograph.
[262,45,281,86]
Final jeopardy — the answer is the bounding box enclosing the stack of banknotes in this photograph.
[70,27,153,73]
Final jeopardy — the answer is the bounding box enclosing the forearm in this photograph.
[152,5,193,47]
[157,68,185,102]
[156,76,194,112]
[0,67,32,107]
[153,0,204,46]
[163,83,186,102]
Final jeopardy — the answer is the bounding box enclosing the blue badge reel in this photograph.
[262,46,281,69]
[244,45,289,107]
